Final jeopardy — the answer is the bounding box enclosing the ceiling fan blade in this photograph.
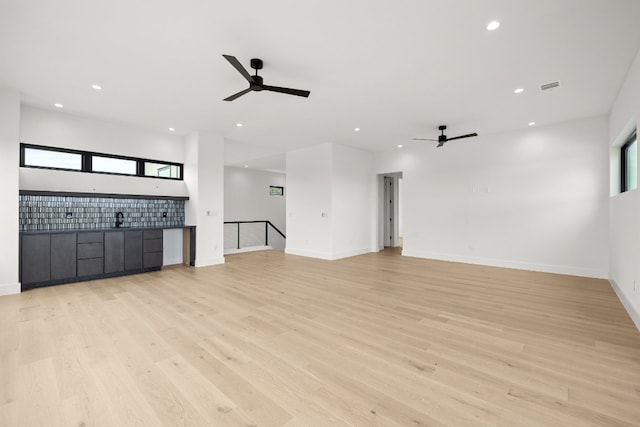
[412,138,438,141]
[446,132,478,142]
[263,85,310,98]
[223,54,255,84]
[223,87,252,101]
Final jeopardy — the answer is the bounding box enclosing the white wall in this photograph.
[286,143,372,260]
[285,143,333,259]
[224,167,286,231]
[332,144,372,258]
[224,166,286,251]
[19,106,187,196]
[375,116,610,279]
[0,87,20,296]
[184,131,225,267]
[609,47,640,330]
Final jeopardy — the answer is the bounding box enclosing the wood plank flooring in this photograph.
[1,249,640,426]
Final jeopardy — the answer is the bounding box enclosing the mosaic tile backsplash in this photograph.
[20,195,185,231]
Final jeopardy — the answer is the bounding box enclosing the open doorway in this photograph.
[377,172,403,250]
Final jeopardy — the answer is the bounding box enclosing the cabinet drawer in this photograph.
[143,251,163,268]
[77,258,103,277]
[78,242,104,259]
[143,238,163,253]
[143,229,163,239]
[77,232,104,244]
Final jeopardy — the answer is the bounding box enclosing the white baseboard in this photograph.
[285,248,333,260]
[195,256,225,267]
[609,279,640,332]
[224,245,272,255]
[401,249,608,279]
[0,282,21,296]
[330,247,371,260]
[285,247,371,261]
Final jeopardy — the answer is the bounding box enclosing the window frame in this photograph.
[21,144,85,172]
[19,143,184,181]
[269,185,284,196]
[621,130,637,193]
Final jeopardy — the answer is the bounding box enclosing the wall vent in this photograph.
[540,81,561,91]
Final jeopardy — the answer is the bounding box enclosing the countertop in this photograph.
[20,225,196,234]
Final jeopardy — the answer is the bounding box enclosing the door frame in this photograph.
[377,172,402,250]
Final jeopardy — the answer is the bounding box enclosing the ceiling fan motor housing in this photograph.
[251,75,264,90]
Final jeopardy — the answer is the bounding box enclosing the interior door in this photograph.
[384,176,393,247]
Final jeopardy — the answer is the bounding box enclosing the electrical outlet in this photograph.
[162,211,167,218]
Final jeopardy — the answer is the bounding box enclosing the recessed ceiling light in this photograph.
[168,127,175,132]
[528,122,536,126]
[236,123,243,127]
[54,103,63,108]
[354,127,360,132]
[244,165,249,168]
[91,84,102,90]
[514,88,524,94]
[397,144,403,148]
[487,21,500,31]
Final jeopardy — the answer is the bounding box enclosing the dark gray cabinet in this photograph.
[125,230,143,270]
[21,234,51,285]
[104,231,124,274]
[78,231,104,277]
[51,233,76,281]
[143,229,163,268]
[21,228,165,289]
[77,242,103,259]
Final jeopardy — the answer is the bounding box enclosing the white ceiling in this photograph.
[2,0,640,172]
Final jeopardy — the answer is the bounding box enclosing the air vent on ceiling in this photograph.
[540,81,561,91]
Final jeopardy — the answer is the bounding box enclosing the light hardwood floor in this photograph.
[1,249,640,426]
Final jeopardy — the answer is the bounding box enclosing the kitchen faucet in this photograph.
[115,211,124,228]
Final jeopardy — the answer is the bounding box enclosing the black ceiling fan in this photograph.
[413,125,478,148]
[222,54,311,101]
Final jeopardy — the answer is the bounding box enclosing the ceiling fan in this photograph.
[222,54,311,101]
[413,125,478,148]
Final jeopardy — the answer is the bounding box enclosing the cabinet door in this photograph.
[51,233,76,281]
[21,234,51,285]
[124,230,143,271]
[78,258,104,277]
[104,231,124,274]
[143,252,163,268]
